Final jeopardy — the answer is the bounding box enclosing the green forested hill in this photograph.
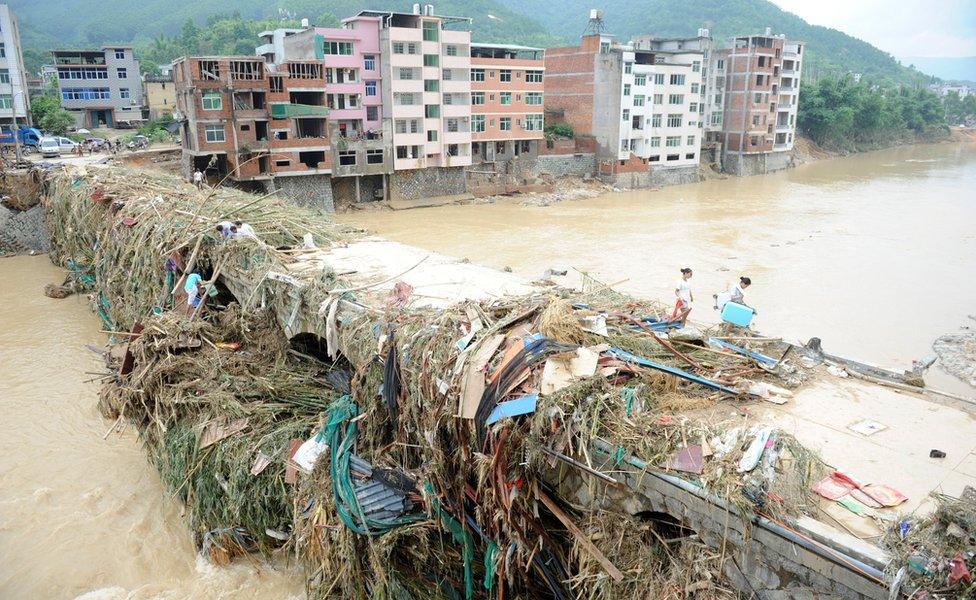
[10,0,935,85]
[493,0,934,86]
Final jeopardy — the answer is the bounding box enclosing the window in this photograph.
[652,93,663,105]
[634,74,646,86]
[631,95,644,107]
[393,42,405,54]
[500,117,511,131]
[0,69,8,84]
[687,135,695,145]
[396,93,416,105]
[669,74,685,85]
[200,91,221,110]
[425,104,439,118]
[750,135,759,146]
[446,118,460,132]
[525,92,542,105]
[442,93,453,105]
[525,114,543,131]
[425,79,439,92]
[471,92,485,105]
[408,43,418,55]
[423,54,439,67]
[366,149,384,164]
[120,88,130,99]
[399,68,414,80]
[500,92,511,105]
[622,109,630,122]
[365,80,377,96]
[445,45,458,57]
[653,73,665,85]
[620,139,629,152]
[649,137,661,147]
[366,106,378,121]
[710,112,722,125]
[443,69,455,80]
[447,144,460,156]
[0,94,11,109]
[623,84,631,96]
[526,70,542,83]
[689,102,697,112]
[338,151,356,166]
[667,154,680,161]
[754,92,763,103]
[691,83,699,94]
[752,115,760,126]
[270,76,283,93]
[756,74,763,86]
[600,41,610,54]
[649,155,660,162]
[716,59,725,70]
[665,136,680,147]
[471,69,485,82]
[500,69,511,82]
[116,67,127,79]
[651,114,662,128]
[668,94,683,104]
[624,62,633,74]
[204,125,225,143]
[692,61,701,73]
[324,41,353,55]
[686,152,696,160]
[396,146,408,159]
[472,114,485,132]
[758,56,766,67]
[364,55,376,70]
[114,49,125,59]
[667,114,683,127]
[423,21,439,42]
[427,130,438,142]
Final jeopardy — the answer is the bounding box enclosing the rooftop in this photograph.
[355,10,472,25]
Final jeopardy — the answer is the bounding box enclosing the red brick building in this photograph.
[173,56,332,182]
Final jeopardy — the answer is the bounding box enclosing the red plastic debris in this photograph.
[90,186,106,203]
[949,553,972,586]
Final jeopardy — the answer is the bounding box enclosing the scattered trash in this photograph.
[847,419,888,436]
[199,418,249,449]
[660,444,704,474]
[737,427,772,473]
[827,364,849,377]
[812,471,859,500]
[929,449,947,459]
[948,553,972,586]
[486,394,538,425]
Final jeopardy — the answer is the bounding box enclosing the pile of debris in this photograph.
[43,166,959,598]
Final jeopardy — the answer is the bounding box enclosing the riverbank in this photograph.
[791,127,973,166]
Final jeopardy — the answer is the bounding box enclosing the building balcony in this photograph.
[442,130,471,144]
[442,103,470,118]
[327,82,363,94]
[394,156,425,170]
[390,53,423,67]
[393,79,424,94]
[441,79,470,93]
[442,55,470,69]
[441,30,470,44]
[389,27,423,42]
[394,132,426,146]
[270,103,330,118]
[256,43,274,56]
[392,104,424,119]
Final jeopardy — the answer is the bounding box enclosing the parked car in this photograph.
[39,137,61,158]
[57,137,78,153]
[127,135,149,150]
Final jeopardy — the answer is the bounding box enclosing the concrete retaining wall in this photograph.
[534,154,597,178]
[390,167,466,202]
[648,165,702,187]
[549,451,888,600]
[724,151,794,176]
[266,174,335,213]
[0,205,50,254]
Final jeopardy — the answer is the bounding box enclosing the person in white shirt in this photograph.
[714,276,756,314]
[672,267,694,324]
[232,221,256,238]
[193,169,204,190]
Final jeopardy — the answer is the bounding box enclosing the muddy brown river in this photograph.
[0,142,973,598]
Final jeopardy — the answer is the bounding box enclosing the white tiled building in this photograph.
[0,4,31,128]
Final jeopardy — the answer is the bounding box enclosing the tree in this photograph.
[40,109,76,135]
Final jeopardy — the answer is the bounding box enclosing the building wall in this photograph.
[470,51,545,155]
[54,47,143,126]
[143,78,176,120]
[0,4,31,126]
[543,36,601,138]
[642,55,703,170]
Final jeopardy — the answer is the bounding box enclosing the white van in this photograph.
[39,137,61,158]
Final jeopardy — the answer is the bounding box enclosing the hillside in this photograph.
[11,0,935,86]
[494,0,935,86]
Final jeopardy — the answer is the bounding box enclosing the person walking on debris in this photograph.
[714,276,756,314]
[193,168,205,190]
[232,221,256,238]
[215,220,235,239]
[184,272,204,315]
[672,267,694,325]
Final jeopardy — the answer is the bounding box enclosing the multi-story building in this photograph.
[469,43,545,163]
[142,73,176,120]
[714,31,803,174]
[363,8,473,173]
[52,46,143,128]
[173,55,333,199]
[0,4,31,128]
[545,31,702,187]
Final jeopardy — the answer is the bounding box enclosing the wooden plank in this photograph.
[535,487,624,582]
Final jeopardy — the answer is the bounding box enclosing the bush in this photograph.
[39,109,76,136]
[544,123,574,139]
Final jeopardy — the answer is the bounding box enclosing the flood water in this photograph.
[0,256,302,599]
[0,142,973,599]
[341,142,976,395]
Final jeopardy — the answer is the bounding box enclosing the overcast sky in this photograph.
[770,0,976,58]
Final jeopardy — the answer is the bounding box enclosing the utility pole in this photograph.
[11,90,24,163]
